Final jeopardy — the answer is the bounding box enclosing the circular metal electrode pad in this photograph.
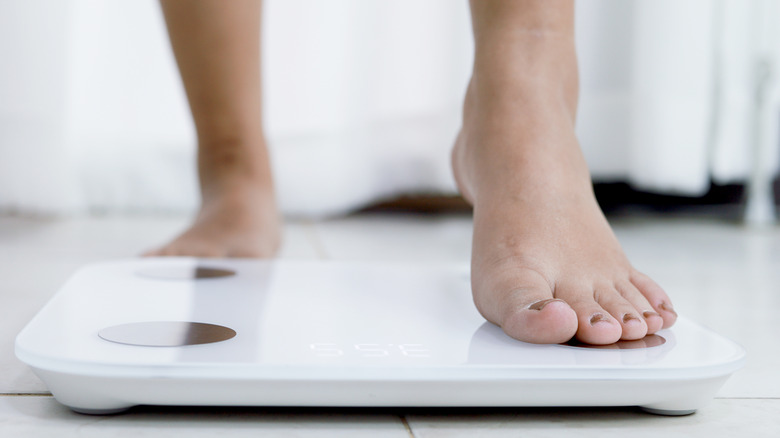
[565,334,666,350]
[136,266,236,280]
[99,321,237,347]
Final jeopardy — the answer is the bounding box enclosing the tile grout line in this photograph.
[715,396,780,400]
[400,416,416,438]
[301,220,330,260]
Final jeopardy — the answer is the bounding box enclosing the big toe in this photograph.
[476,269,579,344]
[501,297,579,344]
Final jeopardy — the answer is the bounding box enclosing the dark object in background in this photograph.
[361,181,755,219]
[593,182,745,216]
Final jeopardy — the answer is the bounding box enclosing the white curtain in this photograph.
[0,0,776,217]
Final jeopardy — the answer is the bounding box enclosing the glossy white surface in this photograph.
[16,258,742,413]
[1,213,778,436]
[17,259,742,375]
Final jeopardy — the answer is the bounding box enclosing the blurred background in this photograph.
[1,0,779,219]
[2,1,780,432]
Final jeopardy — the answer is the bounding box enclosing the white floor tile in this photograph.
[406,398,780,438]
[0,216,319,259]
[312,213,472,263]
[0,396,412,437]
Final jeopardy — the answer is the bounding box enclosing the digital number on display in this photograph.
[309,343,430,358]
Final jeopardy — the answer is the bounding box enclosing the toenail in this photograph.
[622,313,640,324]
[590,313,609,325]
[659,301,677,317]
[528,298,564,311]
[643,310,660,319]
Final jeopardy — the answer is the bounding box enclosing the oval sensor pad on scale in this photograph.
[135,266,236,280]
[98,322,236,347]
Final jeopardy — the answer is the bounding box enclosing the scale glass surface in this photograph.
[15,258,745,416]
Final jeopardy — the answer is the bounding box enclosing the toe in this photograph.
[595,287,648,341]
[144,241,224,259]
[166,236,226,258]
[615,281,664,334]
[502,297,579,344]
[189,245,226,258]
[631,271,677,329]
[559,287,622,345]
[476,269,578,344]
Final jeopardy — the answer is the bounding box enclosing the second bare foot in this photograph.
[145,138,281,258]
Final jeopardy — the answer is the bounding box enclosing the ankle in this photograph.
[466,71,576,121]
[197,135,275,197]
[455,79,591,203]
[467,39,578,119]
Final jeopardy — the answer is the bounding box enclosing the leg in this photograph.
[147,0,280,258]
[453,0,677,344]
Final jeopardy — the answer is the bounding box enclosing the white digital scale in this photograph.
[16,258,745,416]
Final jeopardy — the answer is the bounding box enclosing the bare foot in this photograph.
[156,0,276,258]
[144,139,281,258]
[452,77,677,345]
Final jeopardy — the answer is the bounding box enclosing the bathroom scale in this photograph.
[15,258,745,416]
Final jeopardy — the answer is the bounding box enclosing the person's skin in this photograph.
[147,0,280,258]
[151,0,677,345]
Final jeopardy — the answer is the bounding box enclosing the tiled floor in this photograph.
[1,212,778,436]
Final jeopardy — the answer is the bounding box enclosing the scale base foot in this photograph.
[69,406,133,416]
[640,406,697,416]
